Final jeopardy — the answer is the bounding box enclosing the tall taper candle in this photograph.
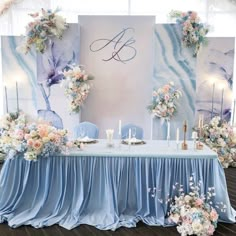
[118,120,121,136]
[220,88,224,120]
[150,116,153,140]
[232,99,236,126]
[4,86,8,113]
[176,128,179,143]
[211,83,215,119]
[167,120,170,139]
[16,81,19,112]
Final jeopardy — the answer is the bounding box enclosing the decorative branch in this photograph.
[0,0,22,16]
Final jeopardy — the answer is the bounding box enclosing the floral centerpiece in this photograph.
[62,64,94,113]
[0,112,68,161]
[168,177,225,236]
[17,8,68,54]
[199,116,236,168]
[170,10,209,57]
[148,82,182,120]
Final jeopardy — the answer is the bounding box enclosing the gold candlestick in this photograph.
[182,120,188,150]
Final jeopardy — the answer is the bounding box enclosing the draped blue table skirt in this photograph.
[0,155,235,230]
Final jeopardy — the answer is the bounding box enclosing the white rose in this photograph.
[184,195,192,202]
[68,82,74,89]
[192,221,203,234]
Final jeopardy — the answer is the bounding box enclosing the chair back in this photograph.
[73,121,99,139]
[121,123,143,139]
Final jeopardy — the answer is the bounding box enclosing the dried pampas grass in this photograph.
[0,0,22,16]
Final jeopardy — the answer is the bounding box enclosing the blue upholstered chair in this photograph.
[121,124,143,140]
[73,122,99,139]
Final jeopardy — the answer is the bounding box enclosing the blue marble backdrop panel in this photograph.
[195,37,235,123]
[1,36,37,115]
[152,24,196,140]
[36,23,80,135]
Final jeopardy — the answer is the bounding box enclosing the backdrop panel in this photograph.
[78,16,155,139]
[36,23,80,134]
[196,37,235,122]
[152,24,196,140]
[1,24,80,137]
[1,36,37,115]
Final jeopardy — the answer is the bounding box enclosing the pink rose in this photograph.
[207,224,215,235]
[182,216,192,224]
[24,134,31,140]
[190,12,197,20]
[163,85,170,92]
[33,140,42,150]
[210,209,218,222]
[164,94,170,101]
[195,198,203,207]
[16,130,24,140]
[27,139,34,146]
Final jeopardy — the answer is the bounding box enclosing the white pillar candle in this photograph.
[176,128,179,143]
[118,120,122,136]
[191,131,198,139]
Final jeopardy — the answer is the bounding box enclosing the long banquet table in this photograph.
[0,140,235,230]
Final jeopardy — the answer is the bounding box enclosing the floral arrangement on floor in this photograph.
[148,82,182,120]
[170,10,209,57]
[16,8,68,54]
[62,64,94,113]
[199,116,236,168]
[0,111,68,161]
[168,177,226,236]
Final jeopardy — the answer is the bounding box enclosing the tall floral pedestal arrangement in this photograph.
[148,82,182,140]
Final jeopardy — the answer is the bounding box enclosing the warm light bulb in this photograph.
[209,77,216,85]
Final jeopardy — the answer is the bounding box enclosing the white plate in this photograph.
[76,137,96,143]
[123,138,143,144]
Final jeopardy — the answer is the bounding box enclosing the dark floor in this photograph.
[0,164,235,236]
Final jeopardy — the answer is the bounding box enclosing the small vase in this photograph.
[153,118,170,140]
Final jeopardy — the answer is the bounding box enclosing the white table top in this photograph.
[62,139,218,159]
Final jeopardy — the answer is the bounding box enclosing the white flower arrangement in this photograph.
[170,10,209,57]
[200,116,236,168]
[0,112,68,161]
[148,176,226,235]
[62,64,94,113]
[169,181,220,236]
[148,82,182,120]
[17,8,68,54]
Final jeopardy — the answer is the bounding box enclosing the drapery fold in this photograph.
[0,154,235,230]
